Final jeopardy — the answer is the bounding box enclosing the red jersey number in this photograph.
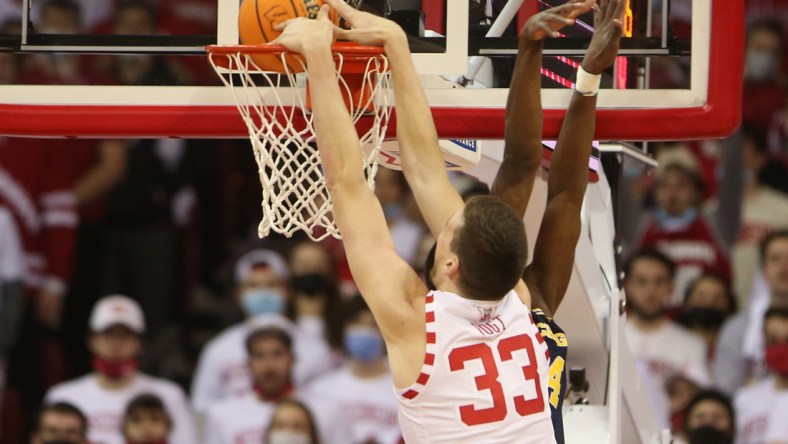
[448,333,545,426]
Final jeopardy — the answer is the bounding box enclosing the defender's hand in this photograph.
[327,0,406,47]
[522,0,595,41]
[273,5,334,55]
[582,0,627,74]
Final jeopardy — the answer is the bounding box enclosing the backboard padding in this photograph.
[0,0,742,141]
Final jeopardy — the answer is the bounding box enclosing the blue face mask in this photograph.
[654,207,698,231]
[344,327,385,363]
[241,288,285,317]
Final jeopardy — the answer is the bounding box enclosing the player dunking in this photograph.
[487,1,626,442]
[423,1,626,441]
[273,1,557,441]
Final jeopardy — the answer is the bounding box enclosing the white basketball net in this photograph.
[209,49,391,241]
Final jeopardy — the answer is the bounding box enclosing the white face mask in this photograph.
[268,430,311,444]
[745,51,779,82]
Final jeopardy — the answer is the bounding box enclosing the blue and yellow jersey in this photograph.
[531,308,568,444]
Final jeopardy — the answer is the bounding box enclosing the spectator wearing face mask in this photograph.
[30,402,88,444]
[716,231,788,393]
[744,20,786,133]
[632,161,732,306]
[204,327,297,444]
[122,394,172,444]
[730,125,788,308]
[43,296,196,444]
[305,296,400,444]
[622,250,711,428]
[677,273,737,360]
[734,307,788,444]
[265,400,320,444]
[674,390,736,444]
[191,249,333,417]
[286,240,341,360]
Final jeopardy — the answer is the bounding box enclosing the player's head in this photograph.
[764,306,788,379]
[266,399,321,444]
[760,230,788,298]
[623,250,676,321]
[245,326,295,400]
[235,249,291,318]
[337,295,385,365]
[122,393,172,443]
[88,295,145,379]
[430,196,527,301]
[654,162,703,216]
[682,390,735,444]
[32,402,88,444]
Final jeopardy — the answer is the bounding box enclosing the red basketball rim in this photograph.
[206,41,387,73]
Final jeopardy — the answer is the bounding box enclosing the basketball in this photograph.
[238,0,339,72]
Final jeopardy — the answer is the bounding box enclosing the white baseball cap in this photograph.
[89,295,146,333]
[235,249,289,283]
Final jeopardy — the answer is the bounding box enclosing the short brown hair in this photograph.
[36,402,87,436]
[451,196,527,300]
[760,229,788,264]
[124,393,171,430]
[245,326,293,355]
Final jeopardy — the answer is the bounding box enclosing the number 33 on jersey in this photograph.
[396,290,556,444]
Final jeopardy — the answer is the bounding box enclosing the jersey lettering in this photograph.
[536,322,568,347]
[448,333,544,426]
[548,356,565,408]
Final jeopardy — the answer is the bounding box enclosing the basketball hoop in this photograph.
[207,43,392,241]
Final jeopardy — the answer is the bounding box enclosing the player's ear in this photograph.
[443,255,460,278]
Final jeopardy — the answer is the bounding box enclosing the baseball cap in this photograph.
[89,295,146,333]
[235,249,289,283]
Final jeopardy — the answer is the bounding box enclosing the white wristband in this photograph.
[575,66,601,97]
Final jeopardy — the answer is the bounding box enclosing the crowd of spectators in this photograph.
[617,3,788,443]
[1,0,788,443]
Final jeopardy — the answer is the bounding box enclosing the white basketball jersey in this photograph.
[396,290,555,444]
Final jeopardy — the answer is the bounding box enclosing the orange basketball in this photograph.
[239,0,339,72]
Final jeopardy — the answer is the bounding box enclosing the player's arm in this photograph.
[491,0,594,216]
[523,0,626,315]
[329,0,463,238]
[273,7,426,343]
